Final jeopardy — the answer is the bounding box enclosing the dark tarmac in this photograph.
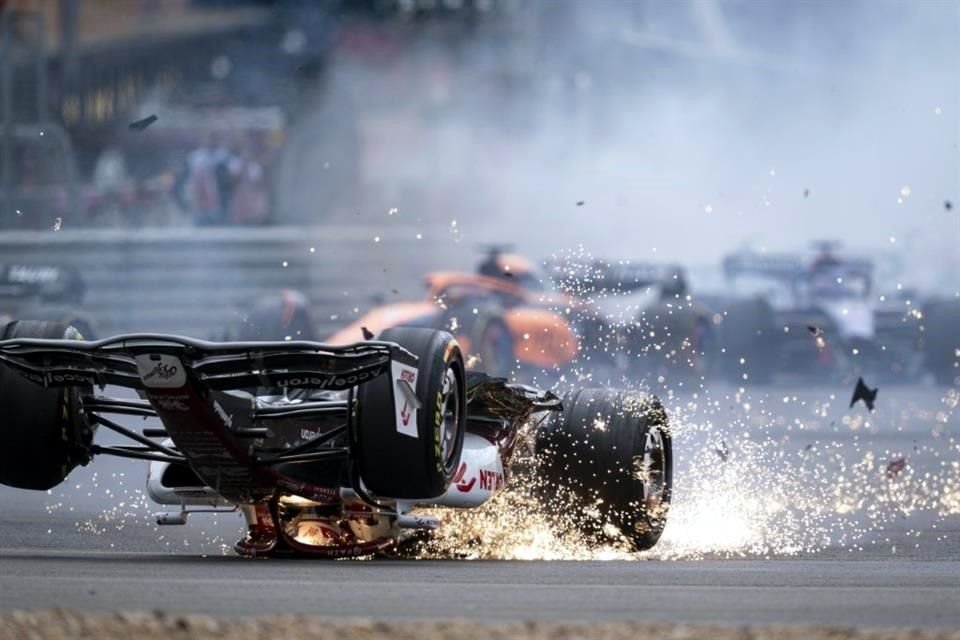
[1,383,958,628]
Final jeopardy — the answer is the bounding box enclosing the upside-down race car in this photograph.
[0,320,672,557]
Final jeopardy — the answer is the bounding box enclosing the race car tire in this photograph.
[716,298,776,384]
[0,320,93,490]
[922,299,960,385]
[356,327,466,499]
[536,388,672,551]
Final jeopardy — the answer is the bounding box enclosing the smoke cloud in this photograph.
[281,0,958,291]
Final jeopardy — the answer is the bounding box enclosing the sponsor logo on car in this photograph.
[135,354,186,388]
[274,367,384,389]
[144,363,178,382]
[452,463,504,493]
[19,370,97,387]
[433,390,443,471]
[50,372,97,385]
[391,361,419,439]
[478,468,504,492]
[18,370,47,385]
[453,462,475,492]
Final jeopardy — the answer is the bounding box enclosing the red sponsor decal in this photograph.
[400,401,412,426]
[478,469,504,492]
[401,370,416,383]
[453,462,476,492]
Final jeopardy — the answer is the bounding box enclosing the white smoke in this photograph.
[282,0,959,291]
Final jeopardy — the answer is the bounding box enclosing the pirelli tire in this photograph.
[922,299,960,385]
[536,388,673,552]
[0,320,94,490]
[356,327,466,499]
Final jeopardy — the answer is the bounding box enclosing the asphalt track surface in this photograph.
[1,382,958,628]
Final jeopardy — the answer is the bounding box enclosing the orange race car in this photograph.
[326,251,581,379]
[326,249,712,385]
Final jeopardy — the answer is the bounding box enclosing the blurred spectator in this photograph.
[226,138,269,225]
[173,133,234,226]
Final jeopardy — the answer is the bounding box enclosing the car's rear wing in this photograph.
[0,333,415,391]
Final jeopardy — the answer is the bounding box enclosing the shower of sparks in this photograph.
[39,245,960,561]
[406,385,959,561]
[403,248,960,561]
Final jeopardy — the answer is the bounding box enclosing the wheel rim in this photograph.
[439,366,461,472]
[639,427,668,518]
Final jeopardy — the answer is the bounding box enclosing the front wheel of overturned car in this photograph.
[356,327,466,499]
[536,388,672,551]
[0,320,94,490]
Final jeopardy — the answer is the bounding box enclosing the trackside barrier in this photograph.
[0,225,473,339]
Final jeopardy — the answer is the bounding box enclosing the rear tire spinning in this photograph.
[536,388,672,551]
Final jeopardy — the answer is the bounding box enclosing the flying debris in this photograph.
[576,201,585,206]
[803,188,810,198]
[849,377,878,412]
[946,200,954,211]
[361,326,374,340]
[886,457,907,478]
[714,440,730,462]
[128,114,158,131]
[808,325,827,351]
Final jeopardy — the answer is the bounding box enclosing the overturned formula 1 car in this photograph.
[0,321,672,557]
